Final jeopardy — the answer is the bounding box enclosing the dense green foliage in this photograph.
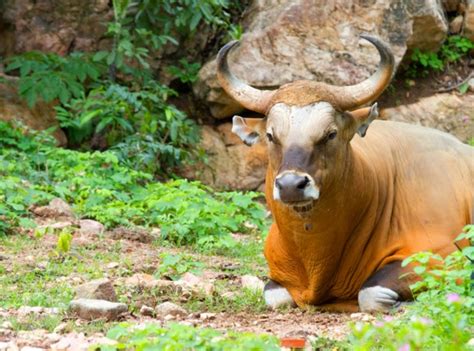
[407,35,474,81]
[347,225,474,350]
[98,322,279,350]
[1,0,245,175]
[0,121,266,250]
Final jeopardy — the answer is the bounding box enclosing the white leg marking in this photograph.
[264,286,295,309]
[273,183,281,201]
[358,286,399,312]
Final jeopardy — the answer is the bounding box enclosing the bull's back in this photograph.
[353,120,473,256]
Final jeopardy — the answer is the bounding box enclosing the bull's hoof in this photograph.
[263,280,296,309]
[358,286,399,312]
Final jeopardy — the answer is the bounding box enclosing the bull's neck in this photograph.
[266,144,377,244]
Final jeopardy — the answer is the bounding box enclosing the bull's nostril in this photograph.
[296,176,310,190]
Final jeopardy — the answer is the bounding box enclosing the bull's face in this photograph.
[232,101,378,212]
[216,34,393,212]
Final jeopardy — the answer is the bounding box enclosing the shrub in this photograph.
[348,225,474,350]
[0,121,266,251]
[97,322,279,350]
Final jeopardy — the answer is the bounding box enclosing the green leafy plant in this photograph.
[406,35,474,78]
[167,59,201,84]
[348,225,474,350]
[0,121,265,251]
[156,252,204,280]
[97,322,279,350]
[4,52,103,107]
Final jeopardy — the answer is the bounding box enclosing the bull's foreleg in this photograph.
[358,260,413,312]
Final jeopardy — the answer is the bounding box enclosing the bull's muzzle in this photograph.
[273,171,320,212]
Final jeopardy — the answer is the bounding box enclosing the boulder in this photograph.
[194,0,448,119]
[32,198,74,219]
[75,278,117,302]
[69,298,127,321]
[78,219,105,236]
[380,93,474,143]
[0,0,111,56]
[180,124,268,190]
[0,80,66,145]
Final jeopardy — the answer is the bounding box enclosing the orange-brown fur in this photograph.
[263,120,473,308]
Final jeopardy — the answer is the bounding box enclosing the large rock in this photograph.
[0,0,111,56]
[380,93,474,142]
[180,124,268,190]
[0,80,67,145]
[194,0,448,119]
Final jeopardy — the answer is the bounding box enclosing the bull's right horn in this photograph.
[217,41,274,114]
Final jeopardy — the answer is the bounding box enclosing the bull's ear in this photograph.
[342,103,379,138]
[231,116,266,146]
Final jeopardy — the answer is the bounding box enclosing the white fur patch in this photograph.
[273,183,281,201]
[358,286,399,312]
[304,185,320,200]
[264,286,295,309]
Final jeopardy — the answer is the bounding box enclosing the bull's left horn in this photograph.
[217,41,274,114]
[328,34,394,111]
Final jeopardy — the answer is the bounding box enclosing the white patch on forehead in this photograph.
[267,102,336,143]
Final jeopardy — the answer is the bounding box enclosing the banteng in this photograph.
[217,35,474,312]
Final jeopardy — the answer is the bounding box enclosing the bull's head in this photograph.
[217,35,394,214]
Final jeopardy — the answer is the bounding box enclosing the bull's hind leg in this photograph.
[263,280,296,309]
[358,261,413,312]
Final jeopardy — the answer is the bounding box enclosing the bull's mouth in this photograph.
[287,200,315,214]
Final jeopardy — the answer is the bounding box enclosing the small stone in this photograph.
[0,321,12,329]
[140,305,155,317]
[200,312,216,320]
[106,262,119,269]
[155,302,187,318]
[75,278,117,302]
[468,78,474,92]
[0,254,7,261]
[449,15,463,34]
[176,272,214,296]
[33,198,74,219]
[124,273,180,294]
[240,275,265,293]
[53,322,68,334]
[17,306,44,317]
[69,299,128,321]
[79,219,104,236]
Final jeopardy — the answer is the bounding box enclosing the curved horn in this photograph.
[216,41,274,114]
[328,34,394,111]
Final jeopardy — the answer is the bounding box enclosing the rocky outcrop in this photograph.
[0,80,67,145]
[194,0,448,119]
[181,123,268,190]
[0,0,112,56]
[380,93,474,143]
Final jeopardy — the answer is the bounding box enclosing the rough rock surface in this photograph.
[465,0,474,41]
[0,80,67,145]
[180,124,268,190]
[69,298,127,321]
[380,93,474,143]
[78,219,105,236]
[0,0,111,56]
[75,278,118,302]
[32,198,74,219]
[195,0,448,118]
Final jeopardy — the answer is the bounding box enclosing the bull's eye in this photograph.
[266,132,274,143]
[327,131,337,140]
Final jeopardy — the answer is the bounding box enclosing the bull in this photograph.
[216,35,474,312]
